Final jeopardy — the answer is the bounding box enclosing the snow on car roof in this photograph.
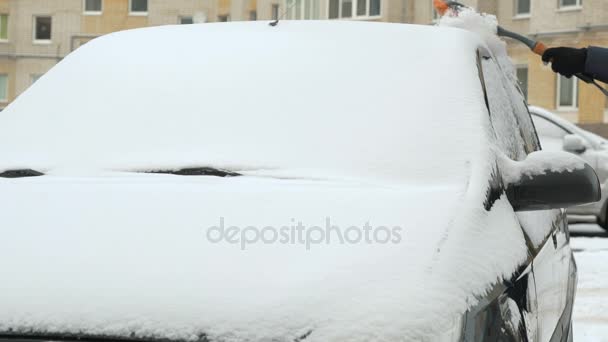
[0,21,488,183]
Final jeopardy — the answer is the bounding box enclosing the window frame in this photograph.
[0,14,8,42]
[286,0,320,20]
[179,16,194,24]
[328,0,381,19]
[32,15,52,44]
[128,0,148,16]
[514,0,531,18]
[556,75,579,111]
[83,0,103,15]
[558,0,582,10]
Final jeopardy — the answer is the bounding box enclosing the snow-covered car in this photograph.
[0,22,600,342]
[529,106,608,229]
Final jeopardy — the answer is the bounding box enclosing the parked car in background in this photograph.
[0,22,599,342]
[529,106,608,229]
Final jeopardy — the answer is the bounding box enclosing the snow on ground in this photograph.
[571,224,608,341]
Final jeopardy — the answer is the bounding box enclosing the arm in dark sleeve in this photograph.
[585,46,608,84]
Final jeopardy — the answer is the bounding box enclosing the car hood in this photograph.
[0,175,528,341]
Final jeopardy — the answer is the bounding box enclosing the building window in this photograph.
[31,74,42,84]
[0,14,8,41]
[341,0,352,17]
[286,0,320,20]
[559,0,582,8]
[33,16,51,43]
[0,74,8,102]
[180,16,193,24]
[84,0,102,14]
[129,0,148,14]
[218,14,230,22]
[369,0,380,16]
[329,0,339,18]
[249,10,257,20]
[557,75,578,110]
[271,4,280,20]
[328,0,380,18]
[515,0,530,16]
[356,0,366,16]
[516,66,528,101]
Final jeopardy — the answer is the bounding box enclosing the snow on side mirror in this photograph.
[502,151,601,212]
[563,134,586,153]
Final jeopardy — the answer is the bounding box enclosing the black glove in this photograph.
[542,47,587,78]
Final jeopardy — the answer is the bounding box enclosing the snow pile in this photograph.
[499,150,587,184]
[438,8,502,54]
[438,7,517,84]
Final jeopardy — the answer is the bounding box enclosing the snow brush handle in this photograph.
[436,4,608,96]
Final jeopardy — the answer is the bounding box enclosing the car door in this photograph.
[480,55,575,342]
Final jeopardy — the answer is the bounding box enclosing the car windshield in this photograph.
[0,22,487,184]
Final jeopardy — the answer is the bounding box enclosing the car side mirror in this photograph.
[563,134,586,153]
[503,151,600,211]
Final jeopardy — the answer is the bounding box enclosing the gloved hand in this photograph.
[542,47,588,78]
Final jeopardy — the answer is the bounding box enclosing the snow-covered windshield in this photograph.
[0,22,488,183]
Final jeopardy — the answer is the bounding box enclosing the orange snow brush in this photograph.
[432,0,450,16]
[432,0,547,57]
[433,0,608,97]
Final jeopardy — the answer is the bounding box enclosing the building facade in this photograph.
[496,0,608,124]
[0,0,606,124]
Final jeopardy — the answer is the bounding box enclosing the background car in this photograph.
[0,22,598,342]
[529,106,608,229]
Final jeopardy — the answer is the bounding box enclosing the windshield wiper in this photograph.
[142,167,240,177]
[0,169,44,178]
[0,333,188,342]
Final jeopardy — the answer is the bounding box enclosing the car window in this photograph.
[509,82,540,153]
[480,57,528,160]
[531,115,570,140]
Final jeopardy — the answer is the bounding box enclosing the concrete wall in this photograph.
[148,0,215,26]
[0,0,81,105]
[11,0,81,57]
[14,57,56,95]
[81,0,147,35]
